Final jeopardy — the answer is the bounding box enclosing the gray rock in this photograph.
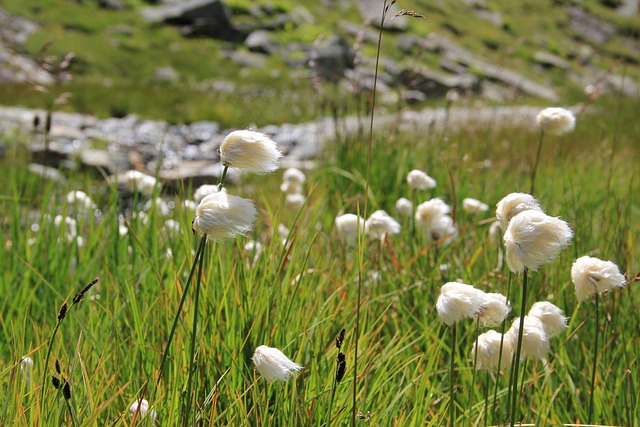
[473,9,502,27]
[567,6,616,44]
[309,35,355,82]
[402,90,427,105]
[98,0,126,10]
[398,67,479,97]
[533,51,570,70]
[187,121,221,144]
[616,0,639,17]
[245,30,278,54]
[28,163,67,184]
[226,50,267,68]
[78,148,114,171]
[152,66,180,81]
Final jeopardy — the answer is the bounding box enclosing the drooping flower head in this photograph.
[282,167,306,185]
[335,213,365,246]
[571,256,626,303]
[219,130,282,174]
[528,301,568,338]
[395,197,413,217]
[436,282,486,326]
[415,198,451,227]
[504,210,573,273]
[66,191,96,214]
[280,181,303,195]
[192,192,257,241]
[252,345,303,382]
[285,193,306,211]
[365,210,401,240]
[129,398,157,422]
[462,198,489,214]
[472,330,514,372]
[407,169,437,190]
[495,193,543,232]
[20,356,33,385]
[536,107,576,136]
[505,316,550,361]
[119,170,158,197]
[477,292,511,327]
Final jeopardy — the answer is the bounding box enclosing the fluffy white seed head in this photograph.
[472,330,513,372]
[528,301,568,338]
[120,170,158,197]
[66,191,96,213]
[462,198,489,214]
[495,193,543,232]
[280,181,303,195]
[20,356,33,385]
[129,398,157,422]
[436,282,487,326]
[54,215,79,244]
[536,107,576,135]
[429,214,458,245]
[144,197,171,217]
[283,168,306,184]
[219,130,282,173]
[506,316,550,361]
[335,213,365,246]
[192,192,257,241]
[194,184,225,203]
[252,345,303,382]
[415,198,451,230]
[365,210,401,240]
[407,169,437,190]
[395,197,413,217]
[571,256,626,303]
[285,193,306,211]
[504,210,573,273]
[477,292,511,327]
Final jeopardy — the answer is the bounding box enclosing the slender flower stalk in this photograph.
[532,107,575,194]
[509,269,529,427]
[530,128,544,195]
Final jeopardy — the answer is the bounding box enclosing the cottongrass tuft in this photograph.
[118,170,158,197]
[471,330,514,372]
[283,167,306,184]
[192,192,257,241]
[252,345,303,382]
[219,130,282,173]
[462,198,489,214]
[129,398,158,423]
[495,192,543,232]
[535,107,576,135]
[395,197,413,217]
[504,210,573,273]
[407,169,437,190]
[20,356,33,386]
[285,193,306,211]
[528,301,568,338]
[571,256,626,303]
[66,191,95,213]
[505,316,550,361]
[365,210,401,240]
[477,292,511,327]
[194,184,225,203]
[436,282,486,326]
[335,213,365,246]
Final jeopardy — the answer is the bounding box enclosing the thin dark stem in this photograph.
[40,320,62,408]
[471,318,479,427]
[509,268,529,427]
[351,1,387,425]
[449,324,457,427]
[530,129,545,195]
[154,235,207,394]
[217,166,229,191]
[588,291,599,424]
[493,270,512,425]
[484,371,491,427]
[183,237,207,426]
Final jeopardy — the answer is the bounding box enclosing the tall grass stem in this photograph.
[587,291,599,424]
[509,268,529,427]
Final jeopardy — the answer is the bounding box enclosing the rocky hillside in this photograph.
[0,0,638,126]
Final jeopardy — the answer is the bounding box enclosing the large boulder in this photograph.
[309,35,355,82]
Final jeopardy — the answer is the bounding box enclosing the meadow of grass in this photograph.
[0,82,638,427]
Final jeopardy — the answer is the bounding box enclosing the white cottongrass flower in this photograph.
[53,215,80,245]
[505,316,550,361]
[219,130,282,173]
[192,192,257,241]
[495,192,543,232]
[365,210,401,240]
[504,210,573,273]
[194,184,225,203]
[528,301,568,338]
[183,199,197,211]
[66,191,95,213]
[164,219,181,236]
[536,107,576,136]
[472,330,513,372]
[129,398,157,422]
[489,220,501,240]
[429,214,458,245]
[285,193,306,211]
[20,356,33,386]
[280,181,303,195]
[278,223,290,240]
[571,256,626,303]
[335,213,365,246]
[283,167,306,184]
[144,197,171,217]
[395,197,413,217]
[415,198,451,227]
[477,292,511,327]
[462,198,489,214]
[252,345,303,382]
[436,282,486,326]
[119,170,158,197]
[407,169,437,190]
[244,240,263,257]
